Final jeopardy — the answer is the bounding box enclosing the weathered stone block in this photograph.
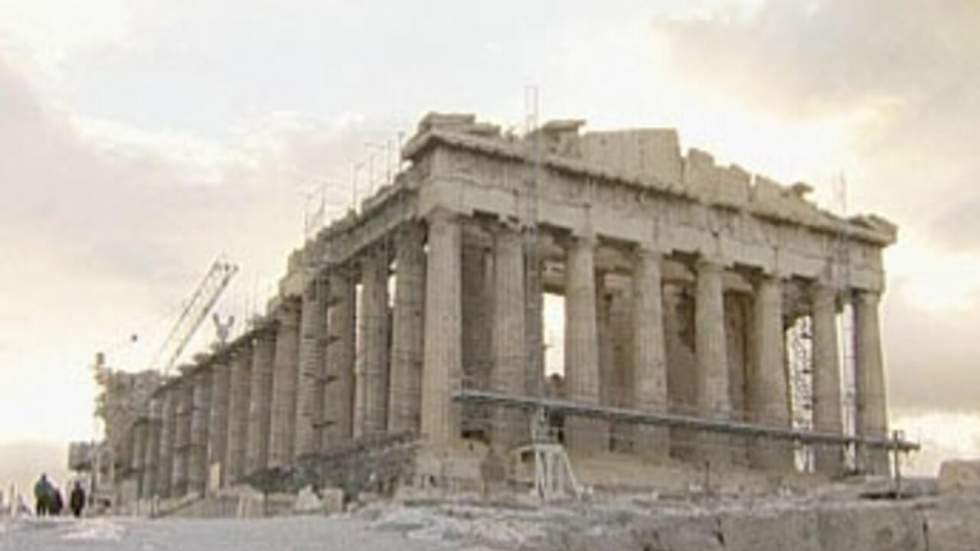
[816,505,926,551]
[719,509,820,551]
[938,459,980,494]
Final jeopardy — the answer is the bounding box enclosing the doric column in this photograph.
[324,268,356,448]
[156,386,177,497]
[355,247,391,437]
[269,298,302,466]
[246,328,276,474]
[695,258,730,464]
[525,237,545,397]
[563,235,605,453]
[597,278,615,410]
[632,248,669,459]
[224,343,252,484]
[854,290,890,475]
[188,366,212,495]
[421,209,463,448]
[388,223,426,434]
[171,373,194,496]
[296,274,329,457]
[206,357,230,489]
[748,274,792,470]
[811,283,843,475]
[461,239,492,437]
[141,397,162,497]
[490,224,527,451]
[130,419,147,475]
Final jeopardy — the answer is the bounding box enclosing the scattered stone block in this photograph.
[938,460,980,494]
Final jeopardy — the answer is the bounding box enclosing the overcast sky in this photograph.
[1,0,978,476]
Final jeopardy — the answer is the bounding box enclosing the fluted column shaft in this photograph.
[172,375,193,496]
[225,345,252,484]
[296,276,329,457]
[491,225,527,451]
[632,248,669,459]
[189,367,212,494]
[141,397,162,497]
[564,236,605,453]
[811,283,843,475]
[246,331,276,474]
[421,210,463,448]
[130,420,147,474]
[206,359,230,489]
[356,248,391,437]
[748,275,792,469]
[695,259,730,464]
[388,224,426,434]
[324,269,356,448]
[855,290,890,475]
[269,299,302,466]
[156,387,177,497]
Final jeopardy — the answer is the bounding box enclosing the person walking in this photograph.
[50,487,64,516]
[69,481,86,518]
[33,474,52,516]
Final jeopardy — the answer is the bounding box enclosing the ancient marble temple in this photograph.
[122,113,897,500]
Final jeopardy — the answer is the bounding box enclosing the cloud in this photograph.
[0,53,396,443]
[651,1,980,419]
[651,1,980,239]
[651,0,978,118]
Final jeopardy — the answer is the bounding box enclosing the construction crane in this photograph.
[149,257,238,375]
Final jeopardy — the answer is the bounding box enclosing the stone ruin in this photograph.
[93,112,903,508]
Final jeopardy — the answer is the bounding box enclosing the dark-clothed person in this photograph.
[69,482,86,518]
[50,487,64,516]
[33,474,52,516]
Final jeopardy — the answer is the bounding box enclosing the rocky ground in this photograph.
[3,488,979,550]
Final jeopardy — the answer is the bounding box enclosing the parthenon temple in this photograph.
[106,113,902,503]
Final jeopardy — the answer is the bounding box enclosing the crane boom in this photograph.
[151,258,238,375]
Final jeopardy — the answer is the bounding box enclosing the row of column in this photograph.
[131,208,890,500]
[414,211,888,476]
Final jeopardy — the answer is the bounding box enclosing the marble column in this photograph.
[421,209,463,448]
[632,248,669,459]
[748,275,792,470]
[356,247,391,437]
[141,397,162,497]
[130,419,146,475]
[524,237,545,397]
[491,224,527,451]
[246,328,276,474]
[156,386,177,498]
[563,235,605,453]
[206,357,231,489]
[855,290,890,475]
[811,283,844,475]
[388,223,426,434]
[461,239,492,437]
[225,343,252,484]
[269,298,302,466]
[296,275,329,457]
[324,268,356,448]
[188,366,212,495]
[695,258,730,464]
[171,373,194,496]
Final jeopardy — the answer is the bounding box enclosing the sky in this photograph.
[1,0,978,480]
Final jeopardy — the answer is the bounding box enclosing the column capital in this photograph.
[557,232,597,252]
[809,280,838,304]
[854,288,881,305]
[694,255,725,273]
[633,243,664,263]
[425,207,461,226]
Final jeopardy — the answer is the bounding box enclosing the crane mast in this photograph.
[150,257,238,375]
